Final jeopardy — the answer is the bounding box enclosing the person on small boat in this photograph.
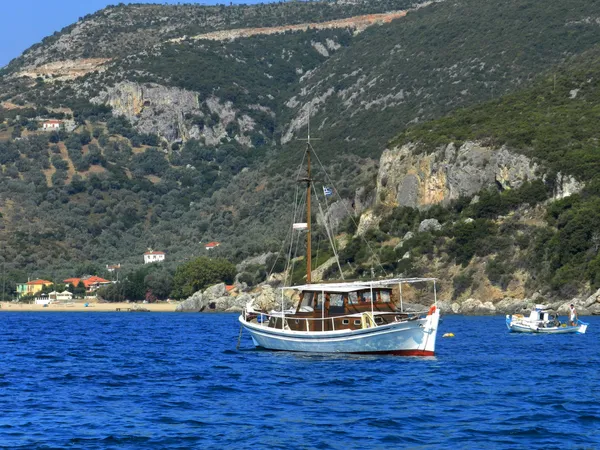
[569,304,578,326]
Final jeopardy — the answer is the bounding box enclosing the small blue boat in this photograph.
[506,305,588,334]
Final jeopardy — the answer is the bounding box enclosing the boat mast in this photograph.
[297,105,317,284]
[306,141,312,283]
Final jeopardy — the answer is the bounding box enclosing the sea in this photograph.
[1,313,598,450]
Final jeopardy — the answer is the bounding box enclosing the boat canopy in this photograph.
[290,277,438,293]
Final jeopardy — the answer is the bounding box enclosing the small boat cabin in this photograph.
[264,279,436,332]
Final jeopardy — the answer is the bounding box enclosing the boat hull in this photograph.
[506,319,588,334]
[240,310,439,355]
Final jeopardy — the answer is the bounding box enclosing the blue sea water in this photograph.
[0,313,599,450]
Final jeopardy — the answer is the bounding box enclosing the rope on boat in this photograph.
[309,145,389,277]
[312,183,345,280]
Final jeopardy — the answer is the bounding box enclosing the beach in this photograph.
[0,301,179,312]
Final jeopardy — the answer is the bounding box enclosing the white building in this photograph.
[42,120,62,131]
[35,291,73,305]
[106,264,121,272]
[144,251,166,264]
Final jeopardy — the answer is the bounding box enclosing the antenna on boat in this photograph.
[297,104,320,284]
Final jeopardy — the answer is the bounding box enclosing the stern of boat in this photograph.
[577,321,588,334]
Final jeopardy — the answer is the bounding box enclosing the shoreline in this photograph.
[0,301,179,312]
[1,301,596,316]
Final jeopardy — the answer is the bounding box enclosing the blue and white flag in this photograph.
[323,186,333,197]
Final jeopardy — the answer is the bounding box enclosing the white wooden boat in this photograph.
[238,117,440,355]
[239,278,440,355]
[506,305,588,334]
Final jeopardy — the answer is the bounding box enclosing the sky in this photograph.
[0,0,278,68]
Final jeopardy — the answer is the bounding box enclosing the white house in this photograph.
[144,251,166,264]
[34,290,73,305]
[42,120,62,131]
[52,291,73,302]
[106,264,121,272]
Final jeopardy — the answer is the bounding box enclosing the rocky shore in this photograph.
[176,283,600,316]
[439,290,600,316]
[175,283,295,313]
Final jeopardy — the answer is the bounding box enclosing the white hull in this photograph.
[240,310,439,355]
[507,322,587,334]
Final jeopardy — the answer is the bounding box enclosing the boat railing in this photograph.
[242,308,428,332]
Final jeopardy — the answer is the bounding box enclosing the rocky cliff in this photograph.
[376,141,583,210]
[92,81,259,144]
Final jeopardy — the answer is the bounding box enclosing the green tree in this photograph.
[171,256,236,298]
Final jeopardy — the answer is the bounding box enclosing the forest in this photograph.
[2,0,600,302]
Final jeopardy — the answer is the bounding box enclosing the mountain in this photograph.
[1,0,600,303]
[345,46,600,309]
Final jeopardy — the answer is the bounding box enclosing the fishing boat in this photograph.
[506,305,588,334]
[238,120,440,356]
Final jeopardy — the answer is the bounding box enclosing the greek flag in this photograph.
[323,186,333,197]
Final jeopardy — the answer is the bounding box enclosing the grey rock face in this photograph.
[225,293,253,312]
[92,81,201,142]
[582,288,600,308]
[400,303,429,313]
[397,174,419,208]
[203,283,226,303]
[458,298,497,315]
[354,186,375,214]
[237,253,275,272]
[376,141,583,210]
[355,209,381,237]
[179,282,299,313]
[175,291,205,312]
[418,218,441,233]
[92,81,257,144]
[495,298,532,315]
[319,199,353,235]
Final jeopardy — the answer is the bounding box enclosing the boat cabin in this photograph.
[528,306,561,327]
[266,281,423,332]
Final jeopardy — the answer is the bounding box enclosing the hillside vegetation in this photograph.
[1,0,600,302]
[341,48,600,301]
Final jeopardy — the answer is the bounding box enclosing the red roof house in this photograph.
[64,276,111,291]
[143,251,166,264]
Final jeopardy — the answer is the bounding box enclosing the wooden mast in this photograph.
[306,142,312,283]
[298,105,316,284]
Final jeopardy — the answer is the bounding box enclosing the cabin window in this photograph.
[360,291,372,303]
[354,319,361,326]
[300,292,314,309]
[349,292,358,304]
[330,294,344,307]
[379,290,391,303]
[342,319,349,325]
[315,293,324,310]
[375,317,383,324]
